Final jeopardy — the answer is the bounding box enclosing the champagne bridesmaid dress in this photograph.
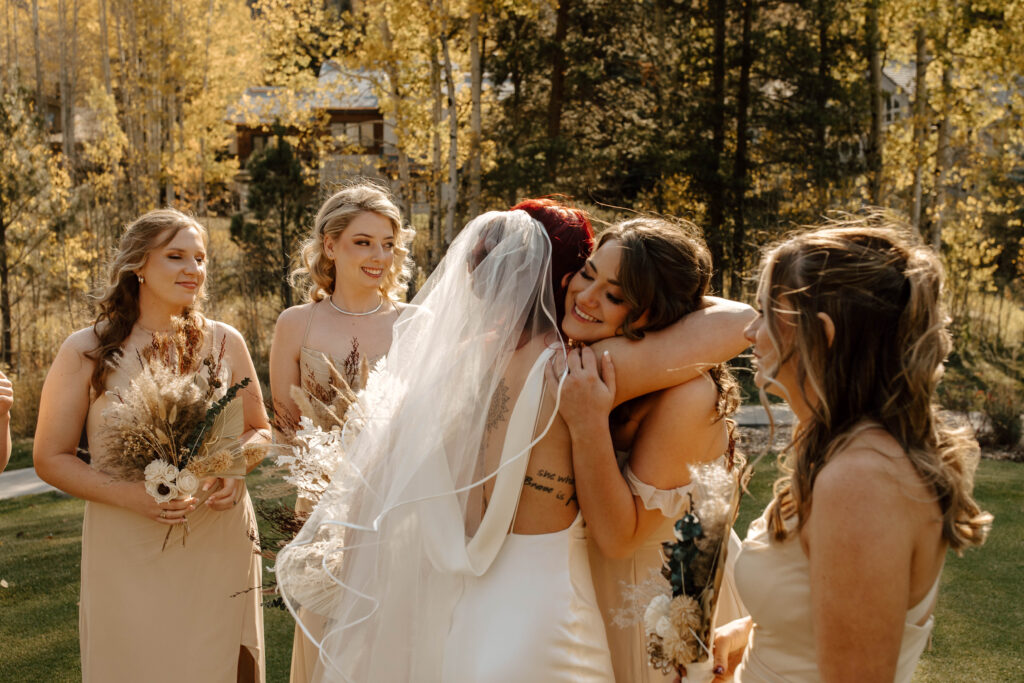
[588,454,747,683]
[289,302,389,683]
[80,338,264,683]
[732,513,940,682]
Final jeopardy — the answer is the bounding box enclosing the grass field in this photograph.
[1,457,1020,682]
[4,438,33,472]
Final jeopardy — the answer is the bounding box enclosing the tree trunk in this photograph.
[280,200,292,309]
[99,0,113,94]
[440,22,458,247]
[932,64,952,251]
[198,0,214,214]
[5,0,18,84]
[865,0,884,205]
[814,0,831,210]
[58,0,77,167]
[468,5,482,217]
[0,216,10,368]
[164,0,176,206]
[430,41,444,267]
[730,0,754,298]
[378,9,413,228]
[32,0,42,108]
[707,0,727,293]
[546,0,569,181]
[910,26,928,232]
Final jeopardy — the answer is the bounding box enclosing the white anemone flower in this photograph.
[144,459,180,503]
[644,594,672,635]
[175,468,200,498]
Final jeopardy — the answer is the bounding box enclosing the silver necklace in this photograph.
[327,296,385,317]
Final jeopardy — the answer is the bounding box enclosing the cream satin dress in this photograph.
[80,335,264,683]
[441,351,615,682]
[290,303,388,683]
[589,454,748,683]
[733,513,940,682]
[289,352,383,682]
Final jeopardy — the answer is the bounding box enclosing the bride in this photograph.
[276,209,613,681]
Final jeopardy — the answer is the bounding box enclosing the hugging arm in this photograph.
[588,297,754,406]
[551,347,724,559]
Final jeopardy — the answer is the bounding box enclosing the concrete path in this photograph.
[735,404,795,426]
[0,467,57,501]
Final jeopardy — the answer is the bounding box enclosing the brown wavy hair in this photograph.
[291,182,414,303]
[87,209,208,394]
[606,216,741,446]
[757,214,992,551]
[597,217,714,341]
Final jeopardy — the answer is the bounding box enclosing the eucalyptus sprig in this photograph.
[181,376,251,466]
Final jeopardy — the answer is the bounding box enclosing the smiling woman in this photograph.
[32,208,271,682]
[267,182,415,683]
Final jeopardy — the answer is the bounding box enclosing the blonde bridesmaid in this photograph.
[269,182,413,682]
[34,209,271,682]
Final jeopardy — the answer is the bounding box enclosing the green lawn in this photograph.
[0,465,297,683]
[4,438,33,471]
[1,459,1020,682]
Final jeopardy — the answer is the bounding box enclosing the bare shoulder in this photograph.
[646,373,721,427]
[275,302,316,330]
[62,326,102,355]
[44,327,101,380]
[660,373,720,409]
[814,427,921,508]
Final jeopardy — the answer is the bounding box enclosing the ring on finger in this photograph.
[159,510,167,519]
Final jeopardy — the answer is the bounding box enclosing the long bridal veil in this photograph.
[276,210,566,682]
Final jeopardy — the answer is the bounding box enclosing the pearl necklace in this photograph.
[327,296,385,317]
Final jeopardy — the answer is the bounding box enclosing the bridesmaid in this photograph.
[549,216,749,682]
[34,209,271,682]
[268,182,413,683]
[713,220,992,682]
[0,369,11,472]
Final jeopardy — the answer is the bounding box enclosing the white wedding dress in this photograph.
[277,210,614,682]
[442,351,613,682]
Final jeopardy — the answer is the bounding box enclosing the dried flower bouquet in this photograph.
[643,457,749,681]
[258,353,371,597]
[95,318,259,548]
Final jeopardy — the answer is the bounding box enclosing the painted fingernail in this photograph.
[713,666,724,675]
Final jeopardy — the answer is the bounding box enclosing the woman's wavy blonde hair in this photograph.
[291,182,414,302]
[756,214,991,552]
[87,209,208,394]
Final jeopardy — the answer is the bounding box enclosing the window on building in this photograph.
[885,94,902,124]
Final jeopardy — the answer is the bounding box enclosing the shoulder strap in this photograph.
[301,301,320,347]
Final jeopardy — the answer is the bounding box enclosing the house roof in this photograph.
[883,62,916,96]
[227,62,381,125]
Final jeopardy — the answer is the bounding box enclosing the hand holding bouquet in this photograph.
[96,318,260,548]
